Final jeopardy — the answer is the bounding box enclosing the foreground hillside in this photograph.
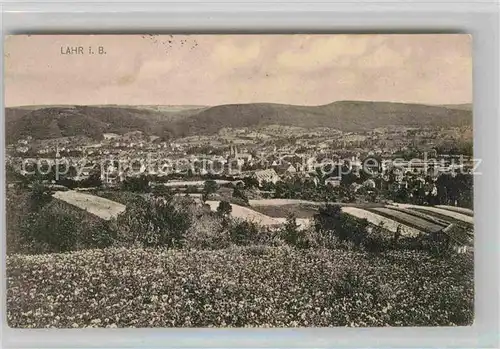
[6,185,474,328]
[7,246,473,328]
[5,100,472,142]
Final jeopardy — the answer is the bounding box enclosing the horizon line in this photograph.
[5,99,473,109]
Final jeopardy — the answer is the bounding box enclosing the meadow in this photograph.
[7,246,473,328]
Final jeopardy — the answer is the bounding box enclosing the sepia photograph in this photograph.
[4,34,474,328]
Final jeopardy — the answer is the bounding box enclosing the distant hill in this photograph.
[441,103,472,111]
[5,106,158,143]
[167,101,473,136]
[5,101,472,143]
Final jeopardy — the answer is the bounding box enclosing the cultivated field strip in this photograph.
[206,200,312,230]
[249,199,325,207]
[206,200,281,226]
[435,205,473,217]
[395,204,474,225]
[53,190,126,220]
[163,180,231,187]
[250,204,319,219]
[51,190,466,239]
[341,207,422,237]
[370,207,443,233]
[409,209,474,234]
[388,207,450,228]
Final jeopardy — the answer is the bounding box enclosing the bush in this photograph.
[17,198,118,254]
[28,182,53,211]
[202,180,219,201]
[280,214,315,249]
[229,220,260,245]
[7,187,120,254]
[6,190,32,254]
[122,175,151,193]
[362,223,390,253]
[81,218,118,249]
[281,214,300,246]
[314,204,369,247]
[184,214,229,250]
[217,201,232,216]
[115,196,191,248]
[21,201,80,253]
[232,187,249,206]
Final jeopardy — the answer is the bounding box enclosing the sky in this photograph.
[4,34,472,107]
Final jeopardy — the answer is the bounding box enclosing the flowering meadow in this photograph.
[7,246,473,328]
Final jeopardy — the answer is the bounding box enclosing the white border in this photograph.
[1,1,499,348]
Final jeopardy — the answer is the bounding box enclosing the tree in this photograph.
[314,204,368,246]
[122,175,150,192]
[232,187,249,205]
[80,169,102,188]
[393,186,410,203]
[229,220,259,245]
[29,182,53,211]
[242,176,259,189]
[314,204,342,236]
[6,163,28,188]
[281,213,307,248]
[217,200,232,216]
[202,180,219,202]
[340,171,358,187]
[67,165,78,178]
[152,185,173,199]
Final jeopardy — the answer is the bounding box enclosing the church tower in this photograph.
[55,143,61,159]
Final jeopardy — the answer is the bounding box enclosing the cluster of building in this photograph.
[7,128,474,191]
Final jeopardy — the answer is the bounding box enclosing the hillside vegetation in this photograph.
[172,101,472,136]
[6,185,474,328]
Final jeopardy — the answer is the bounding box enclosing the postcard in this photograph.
[4,34,473,328]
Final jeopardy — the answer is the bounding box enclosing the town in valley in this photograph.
[5,34,474,329]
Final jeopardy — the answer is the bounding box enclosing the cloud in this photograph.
[275,35,383,71]
[4,34,472,106]
[210,39,261,69]
[357,44,410,68]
